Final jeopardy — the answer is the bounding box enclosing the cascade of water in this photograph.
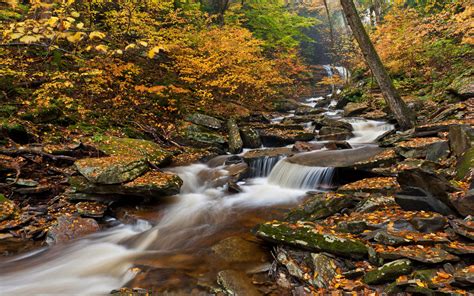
[335,66,350,84]
[267,159,334,189]
[248,155,285,177]
[345,118,394,144]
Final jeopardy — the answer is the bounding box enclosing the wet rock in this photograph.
[75,201,108,218]
[337,177,400,195]
[311,253,338,288]
[0,194,16,222]
[259,128,314,147]
[344,102,369,117]
[286,145,384,168]
[47,215,100,244]
[337,220,368,234]
[272,99,301,112]
[453,265,474,286]
[227,119,243,154]
[451,188,474,217]
[376,245,459,264]
[292,141,324,152]
[225,162,249,182]
[442,242,474,255]
[323,141,352,150]
[70,171,183,198]
[89,136,172,166]
[317,127,353,141]
[186,113,223,130]
[313,116,353,131]
[295,106,325,116]
[448,74,474,99]
[363,259,412,285]
[75,156,148,184]
[239,127,261,149]
[242,147,293,160]
[355,195,396,213]
[426,141,450,161]
[397,137,448,159]
[350,149,400,171]
[414,119,474,137]
[395,187,457,216]
[449,219,474,240]
[397,167,458,209]
[212,236,268,264]
[373,231,411,246]
[410,215,447,233]
[286,192,355,222]
[256,222,368,258]
[217,270,261,296]
[449,125,472,157]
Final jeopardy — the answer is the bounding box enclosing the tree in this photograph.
[340,0,415,130]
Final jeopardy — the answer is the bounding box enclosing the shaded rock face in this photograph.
[395,187,457,216]
[227,119,243,154]
[451,189,474,217]
[75,156,148,185]
[449,125,472,157]
[457,146,474,179]
[186,113,223,130]
[363,259,412,285]
[448,74,474,99]
[239,127,261,149]
[47,215,99,244]
[69,171,183,198]
[287,146,384,168]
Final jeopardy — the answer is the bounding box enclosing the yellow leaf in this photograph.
[76,22,84,30]
[95,44,108,53]
[138,41,148,47]
[10,32,23,40]
[147,46,163,58]
[19,35,40,44]
[71,11,80,18]
[125,44,136,51]
[89,31,105,40]
[66,32,85,43]
[47,17,59,27]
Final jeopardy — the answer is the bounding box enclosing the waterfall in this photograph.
[267,159,334,189]
[248,155,285,178]
[335,66,350,84]
[344,118,394,144]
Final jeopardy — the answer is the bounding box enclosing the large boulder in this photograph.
[259,128,314,147]
[313,116,353,131]
[75,156,148,184]
[69,171,183,198]
[227,119,243,154]
[448,74,474,99]
[89,136,172,166]
[186,113,223,130]
[181,124,227,147]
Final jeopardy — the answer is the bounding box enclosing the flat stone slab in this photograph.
[286,145,384,167]
[75,156,148,184]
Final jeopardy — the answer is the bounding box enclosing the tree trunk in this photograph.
[340,0,415,130]
[322,0,335,53]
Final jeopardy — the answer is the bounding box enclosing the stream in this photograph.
[0,67,394,295]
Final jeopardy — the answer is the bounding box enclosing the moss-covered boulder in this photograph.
[181,124,227,147]
[259,127,314,147]
[90,136,172,166]
[0,120,30,144]
[448,73,474,99]
[272,98,301,112]
[75,156,148,184]
[21,106,62,124]
[456,147,474,179]
[256,222,368,258]
[363,259,412,285]
[227,119,243,154]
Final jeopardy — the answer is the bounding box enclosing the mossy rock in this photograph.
[186,113,223,130]
[182,124,227,147]
[272,99,301,112]
[75,156,148,184]
[256,222,368,258]
[0,194,16,222]
[448,74,474,99]
[286,192,355,222]
[227,118,243,154]
[89,136,172,166]
[0,120,30,144]
[0,105,17,118]
[21,106,62,124]
[457,147,474,180]
[363,259,412,285]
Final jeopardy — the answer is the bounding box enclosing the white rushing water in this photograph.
[345,118,394,144]
[0,163,308,295]
[268,159,334,189]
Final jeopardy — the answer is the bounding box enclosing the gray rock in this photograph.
[75,156,148,185]
[227,119,243,154]
[363,259,412,285]
[426,141,450,161]
[217,270,261,296]
[344,102,369,117]
[448,74,474,99]
[449,125,472,157]
[311,253,338,288]
[186,113,223,130]
[395,187,457,216]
